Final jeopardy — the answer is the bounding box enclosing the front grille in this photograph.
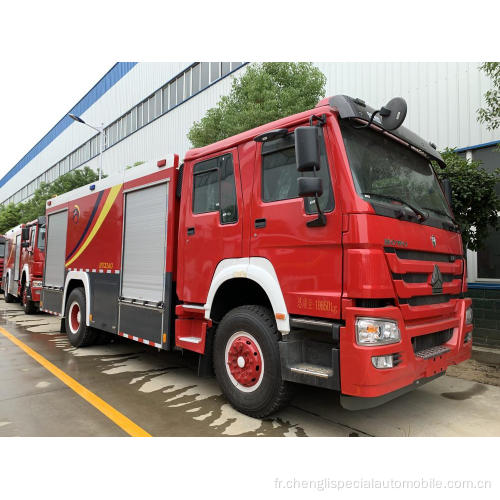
[412,328,453,353]
[385,247,461,262]
[392,272,461,284]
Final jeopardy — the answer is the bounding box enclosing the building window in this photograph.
[177,74,184,104]
[210,62,220,83]
[184,69,191,99]
[169,80,177,109]
[221,62,231,77]
[192,64,200,94]
[200,62,209,88]
[162,86,169,113]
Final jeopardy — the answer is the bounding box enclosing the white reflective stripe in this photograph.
[204,257,289,333]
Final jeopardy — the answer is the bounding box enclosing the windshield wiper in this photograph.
[362,192,428,222]
[421,206,458,229]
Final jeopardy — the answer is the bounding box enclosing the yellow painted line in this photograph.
[0,326,151,437]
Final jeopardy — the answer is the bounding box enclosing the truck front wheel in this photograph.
[213,305,293,418]
[64,288,97,347]
[22,285,37,315]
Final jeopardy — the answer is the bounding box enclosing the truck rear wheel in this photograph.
[22,285,37,315]
[213,305,293,418]
[65,288,97,347]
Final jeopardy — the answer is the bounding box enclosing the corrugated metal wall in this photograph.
[1,62,498,204]
[316,62,498,149]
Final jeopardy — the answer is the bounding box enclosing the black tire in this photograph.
[22,285,37,315]
[4,292,14,303]
[213,305,293,418]
[64,288,97,347]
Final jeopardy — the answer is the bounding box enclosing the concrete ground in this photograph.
[1,298,500,437]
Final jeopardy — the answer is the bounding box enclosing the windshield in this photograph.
[340,121,452,220]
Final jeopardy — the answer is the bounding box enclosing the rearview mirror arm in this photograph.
[307,166,327,228]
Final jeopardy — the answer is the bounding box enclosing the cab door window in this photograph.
[261,129,334,214]
[192,153,238,224]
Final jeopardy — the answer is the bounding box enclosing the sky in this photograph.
[0,61,111,177]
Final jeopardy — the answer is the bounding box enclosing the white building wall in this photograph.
[1,62,498,204]
[316,62,498,150]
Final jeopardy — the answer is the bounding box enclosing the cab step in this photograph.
[290,363,333,379]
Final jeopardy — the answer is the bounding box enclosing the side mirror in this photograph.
[295,127,320,172]
[380,97,407,130]
[21,241,30,248]
[442,178,452,206]
[21,228,29,241]
[298,177,323,198]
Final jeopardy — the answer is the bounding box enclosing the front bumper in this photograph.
[340,297,473,403]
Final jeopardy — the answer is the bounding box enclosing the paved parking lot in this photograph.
[1,298,500,437]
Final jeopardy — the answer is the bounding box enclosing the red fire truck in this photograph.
[2,217,46,313]
[2,224,24,303]
[41,95,473,417]
[0,235,5,293]
[19,217,46,313]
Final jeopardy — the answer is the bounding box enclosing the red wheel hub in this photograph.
[70,303,80,332]
[227,335,263,387]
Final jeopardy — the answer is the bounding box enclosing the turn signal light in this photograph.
[157,159,167,168]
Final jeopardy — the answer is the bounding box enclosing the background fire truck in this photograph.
[0,235,5,293]
[2,217,46,313]
[41,95,473,417]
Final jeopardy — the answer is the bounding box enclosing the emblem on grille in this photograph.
[430,264,443,294]
[431,235,437,247]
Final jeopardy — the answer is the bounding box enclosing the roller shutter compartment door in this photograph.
[121,182,168,302]
[45,211,68,287]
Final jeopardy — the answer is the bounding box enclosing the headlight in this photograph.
[356,317,401,345]
[32,280,43,288]
[465,306,473,325]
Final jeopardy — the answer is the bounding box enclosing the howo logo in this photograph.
[430,265,443,294]
[384,239,408,248]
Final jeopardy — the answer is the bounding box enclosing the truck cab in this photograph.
[177,95,472,415]
[19,216,46,313]
[2,224,24,303]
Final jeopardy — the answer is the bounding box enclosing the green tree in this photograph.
[188,62,326,148]
[0,166,100,233]
[0,203,22,234]
[478,62,500,131]
[434,148,500,251]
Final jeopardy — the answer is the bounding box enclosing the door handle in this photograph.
[254,218,266,229]
[187,227,195,236]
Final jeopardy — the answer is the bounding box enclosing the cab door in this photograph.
[180,149,243,304]
[250,125,343,320]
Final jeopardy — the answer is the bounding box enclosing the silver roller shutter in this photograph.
[45,210,68,287]
[121,182,168,302]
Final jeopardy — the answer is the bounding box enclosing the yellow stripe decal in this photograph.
[0,326,151,437]
[66,184,122,267]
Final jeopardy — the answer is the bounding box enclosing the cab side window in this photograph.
[261,129,334,214]
[192,153,238,224]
